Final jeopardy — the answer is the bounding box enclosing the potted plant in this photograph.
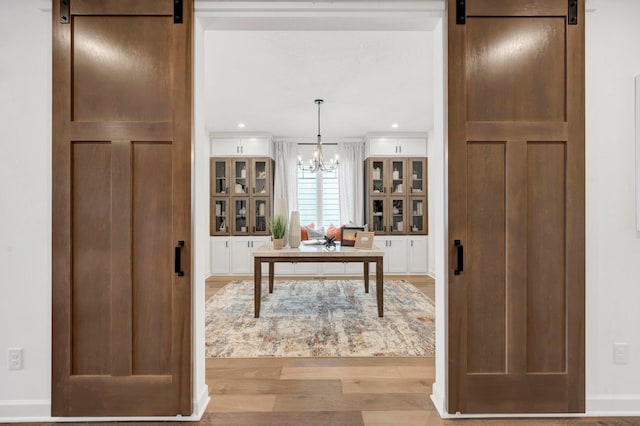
[268,214,286,249]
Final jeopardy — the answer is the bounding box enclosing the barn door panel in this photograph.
[448,0,584,413]
[52,0,192,416]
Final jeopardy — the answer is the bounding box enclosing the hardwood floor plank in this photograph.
[206,366,282,379]
[273,393,433,412]
[207,394,276,412]
[280,366,402,380]
[209,378,342,395]
[201,410,365,426]
[342,378,431,394]
[362,410,437,426]
[445,420,568,425]
[396,366,435,379]
[207,356,432,368]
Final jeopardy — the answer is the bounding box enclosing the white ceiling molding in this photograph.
[195,1,445,31]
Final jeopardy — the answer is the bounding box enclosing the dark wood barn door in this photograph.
[448,0,585,413]
[52,0,192,416]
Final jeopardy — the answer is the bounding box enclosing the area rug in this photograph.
[205,279,435,358]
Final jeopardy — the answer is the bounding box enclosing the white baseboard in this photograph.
[430,381,446,417]
[193,384,211,419]
[586,394,640,415]
[0,399,50,420]
[0,385,210,423]
[428,393,640,419]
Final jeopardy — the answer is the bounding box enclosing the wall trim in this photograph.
[428,394,640,419]
[430,381,446,417]
[587,394,640,414]
[0,400,50,420]
[193,384,211,420]
[0,387,209,423]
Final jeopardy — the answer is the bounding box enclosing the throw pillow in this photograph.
[301,223,315,241]
[325,224,343,240]
[307,226,325,239]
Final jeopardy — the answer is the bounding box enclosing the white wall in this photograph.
[0,0,51,417]
[585,0,640,412]
[192,16,211,417]
[0,1,209,420]
[429,16,447,414]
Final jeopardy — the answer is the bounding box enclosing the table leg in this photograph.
[376,257,383,317]
[363,261,369,293]
[269,262,274,293]
[254,257,261,318]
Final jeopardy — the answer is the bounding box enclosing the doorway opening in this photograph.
[192,1,447,417]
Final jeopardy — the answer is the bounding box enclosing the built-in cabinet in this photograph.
[210,236,270,275]
[211,136,274,157]
[366,136,427,157]
[407,236,429,274]
[210,235,429,276]
[210,157,274,236]
[208,134,431,276]
[366,157,428,235]
[368,236,428,275]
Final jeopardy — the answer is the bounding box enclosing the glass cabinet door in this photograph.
[389,197,406,234]
[252,159,270,196]
[389,159,407,195]
[252,197,270,235]
[211,197,229,236]
[231,160,249,195]
[369,160,385,195]
[409,158,427,196]
[211,159,229,196]
[369,197,386,233]
[232,197,249,235]
[409,197,427,234]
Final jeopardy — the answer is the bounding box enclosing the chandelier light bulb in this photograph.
[298,99,340,174]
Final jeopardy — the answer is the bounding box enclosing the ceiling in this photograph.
[203,28,436,140]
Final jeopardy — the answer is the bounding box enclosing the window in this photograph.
[297,168,340,227]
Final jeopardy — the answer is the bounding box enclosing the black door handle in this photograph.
[454,240,464,275]
[175,240,184,277]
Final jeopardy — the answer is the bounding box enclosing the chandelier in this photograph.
[297,99,339,173]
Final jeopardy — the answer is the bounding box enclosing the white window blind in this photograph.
[297,144,341,227]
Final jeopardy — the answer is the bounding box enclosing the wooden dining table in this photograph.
[251,244,385,318]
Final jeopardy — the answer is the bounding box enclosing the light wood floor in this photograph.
[203,276,636,425]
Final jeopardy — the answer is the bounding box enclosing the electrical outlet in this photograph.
[8,348,23,370]
[614,343,629,365]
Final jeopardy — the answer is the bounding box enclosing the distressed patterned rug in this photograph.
[205,279,435,358]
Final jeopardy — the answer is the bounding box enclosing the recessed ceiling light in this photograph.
[391,123,399,128]
[237,123,245,128]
